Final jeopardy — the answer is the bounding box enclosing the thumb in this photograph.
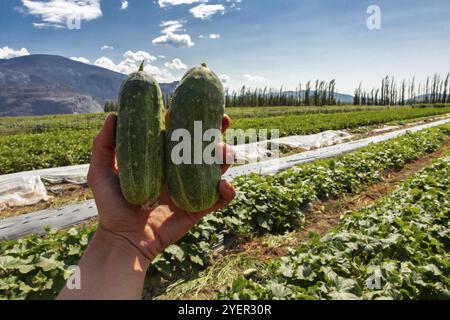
[88,114,117,187]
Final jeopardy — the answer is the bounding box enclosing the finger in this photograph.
[193,180,235,219]
[88,115,118,190]
[91,114,117,169]
[217,143,235,174]
[221,114,231,134]
[165,109,171,128]
[212,180,236,211]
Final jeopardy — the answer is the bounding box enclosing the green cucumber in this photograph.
[166,63,225,212]
[116,63,165,205]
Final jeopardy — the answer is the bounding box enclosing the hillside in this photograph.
[0,55,177,117]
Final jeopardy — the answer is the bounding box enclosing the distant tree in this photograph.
[444,73,450,103]
[104,100,118,112]
[304,81,311,106]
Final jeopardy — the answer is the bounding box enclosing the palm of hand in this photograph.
[88,114,235,260]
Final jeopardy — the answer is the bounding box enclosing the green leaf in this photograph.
[329,291,360,300]
[189,255,204,266]
[266,282,292,298]
[165,245,185,262]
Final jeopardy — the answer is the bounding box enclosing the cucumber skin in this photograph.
[116,71,166,206]
[166,65,225,212]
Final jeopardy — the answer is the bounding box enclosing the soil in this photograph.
[0,184,92,219]
[238,138,450,257]
[151,139,450,300]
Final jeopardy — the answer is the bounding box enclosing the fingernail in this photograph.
[221,180,235,199]
[226,147,236,165]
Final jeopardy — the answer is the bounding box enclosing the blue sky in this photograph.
[0,0,450,94]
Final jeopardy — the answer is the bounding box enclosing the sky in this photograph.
[0,0,450,94]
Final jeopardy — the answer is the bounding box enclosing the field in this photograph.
[0,122,449,299]
[0,104,448,135]
[2,0,449,304]
[0,103,449,300]
[1,105,450,175]
[223,158,450,300]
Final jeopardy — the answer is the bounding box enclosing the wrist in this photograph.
[94,226,151,271]
[58,226,151,300]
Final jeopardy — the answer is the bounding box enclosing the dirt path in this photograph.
[0,185,92,219]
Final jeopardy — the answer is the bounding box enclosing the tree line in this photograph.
[354,73,450,106]
[104,100,119,112]
[224,80,337,107]
[105,72,450,111]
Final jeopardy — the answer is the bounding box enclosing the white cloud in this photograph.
[155,20,194,48]
[94,51,179,83]
[20,0,102,29]
[0,47,30,59]
[152,32,194,48]
[92,50,177,82]
[101,45,114,50]
[145,65,179,83]
[190,4,225,19]
[199,33,221,39]
[243,74,266,82]
[160,20,182,26]
[219,74,231,85]
[70,56,90,64]
[123,50,157,63]
[158,55,166,59]
[158,0,206,7]
[120,0,128,10]
[94,57,118,71]
[164,58,187,71]
[32,22,65,29]
[161,21,184,34]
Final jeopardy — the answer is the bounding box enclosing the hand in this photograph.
[87,114,236,261]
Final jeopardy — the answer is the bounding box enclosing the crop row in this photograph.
[0,129,96,174]
[1,104,446,136]
[0,125,449,299]
[223,157,450,300]
[2,106,450,175]
[230,105,450,138]
[0,105,388,136]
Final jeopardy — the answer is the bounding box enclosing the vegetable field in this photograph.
[231,105,450,137]
[1,104,449,136]
[224,158,450,300]
[1,106,450,175]
[1,0,449,304]
[1,124,449,300]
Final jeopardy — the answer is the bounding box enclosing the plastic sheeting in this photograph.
[0,165,89,211]
[232,130,352,163]
[0,116,448,212]
[1,117,449,240]
[0,175,51,211]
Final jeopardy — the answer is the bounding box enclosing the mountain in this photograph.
[0,55,178,117]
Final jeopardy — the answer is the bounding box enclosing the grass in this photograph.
[150,251,269,300]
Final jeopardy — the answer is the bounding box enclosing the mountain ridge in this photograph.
[0,54,178,117]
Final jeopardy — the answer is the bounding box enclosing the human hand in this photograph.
[87,114,236,261]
